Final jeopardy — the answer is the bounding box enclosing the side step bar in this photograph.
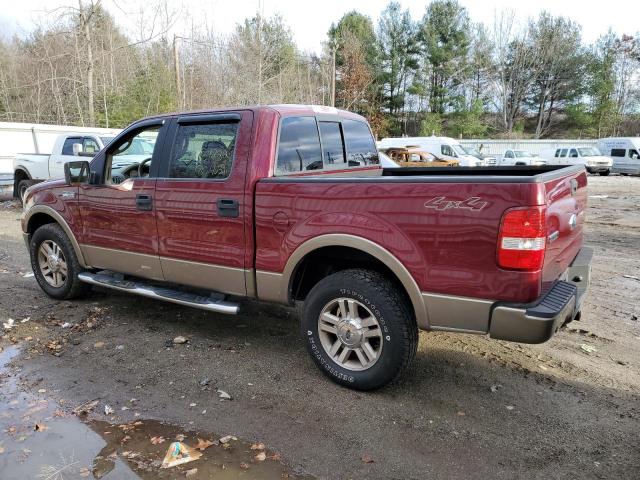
[78,272,240,315]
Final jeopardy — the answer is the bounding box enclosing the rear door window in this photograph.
[168,122,239,179]
[610,148,625,157]
[559,149,568,157]
[318,121,345,169]
[342,120,379,166]
[442,145,454,156]
[629,149,639,159]
[276,117,322,173]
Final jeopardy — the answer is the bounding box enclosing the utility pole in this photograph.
[331,44,336,107]
[173,34,181,109]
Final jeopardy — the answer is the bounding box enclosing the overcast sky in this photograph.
[1,0,639,52]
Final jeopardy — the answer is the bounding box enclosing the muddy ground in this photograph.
[0,175,639,479]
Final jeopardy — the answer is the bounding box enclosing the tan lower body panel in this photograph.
[255,270,287,303]
[80,244,164,281]
[422,292,494,333]
[160,257,246,297]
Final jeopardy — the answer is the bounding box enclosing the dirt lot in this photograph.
[0,176,639,479]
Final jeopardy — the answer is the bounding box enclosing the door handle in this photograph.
[216,198,239,218]
[136,193,153,211]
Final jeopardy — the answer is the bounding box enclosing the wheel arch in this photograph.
[24,206,88,268]
[256,234,429,329]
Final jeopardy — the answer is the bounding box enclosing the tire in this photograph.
[29,223,90,300]
[599,170,610,176]
[302,269,418,390]
[17,179,32,203]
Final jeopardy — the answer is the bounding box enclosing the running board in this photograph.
[78,272,240,314]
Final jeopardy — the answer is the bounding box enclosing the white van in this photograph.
[596,138,640,175]
[539,146,612,175]
[377,136,482,166]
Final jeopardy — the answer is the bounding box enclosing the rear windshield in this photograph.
[276,116,378,174]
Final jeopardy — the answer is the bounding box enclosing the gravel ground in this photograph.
[0,175,639,479]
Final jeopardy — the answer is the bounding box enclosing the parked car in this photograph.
[498,149,546,166]
[461,145,497,165]
[377,150,399,168]
[382,147,459,167]
[539,146,612,175]
[13,133,154,201]
[378,136,482,166]
[21,105,592,390]
[596,137,640,175]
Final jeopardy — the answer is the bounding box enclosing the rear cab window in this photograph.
[275,115,378,175]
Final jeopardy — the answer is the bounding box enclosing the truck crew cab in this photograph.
[21,105,592,390]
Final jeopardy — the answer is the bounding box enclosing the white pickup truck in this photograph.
[13,133,154,200]
[498,149,547,166]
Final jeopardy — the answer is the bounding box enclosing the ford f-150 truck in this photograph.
[21,105,592,390]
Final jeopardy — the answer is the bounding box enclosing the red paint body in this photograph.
[23,105,587,304]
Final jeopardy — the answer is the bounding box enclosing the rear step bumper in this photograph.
[489,247,593,344]
[78,272,240,315]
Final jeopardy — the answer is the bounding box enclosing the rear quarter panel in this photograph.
[255,178,547,303]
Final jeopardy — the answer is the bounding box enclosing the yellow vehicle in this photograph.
[383,147,459,167]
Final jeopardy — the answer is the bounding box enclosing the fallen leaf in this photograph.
[251,442,266,450]
[121,435,131,444]
[240,462,250,469]
[175,434,186,441]
[270,452,282,461]
[173,336,188,344]
[34,423,48,432]
[185,468,198,477]
[217,389,232,400]
[457,411,466,416]
[0,446,5,454]
[219,435,237,444]
[94,341,105,348]
[104,405,114,415]
[580,344,597,354]
[506,405,515,411]
[53,410,65,417]
[79,467,90,477]
[194,438,215,451]
[150,436,166,445]
[361,453,374,464]
[255,451,266,462]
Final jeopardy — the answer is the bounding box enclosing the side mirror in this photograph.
[72,143,83,156]
[64,160,91,184]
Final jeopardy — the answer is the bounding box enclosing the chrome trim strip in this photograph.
[78,272,239,315]
[422,292,494,333]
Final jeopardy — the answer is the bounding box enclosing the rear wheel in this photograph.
[30,223,90,300]
[302,269,418,390]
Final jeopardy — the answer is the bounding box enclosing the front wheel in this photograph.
[302,269,418,390]
[30,223,91,300]
[599,170,610,176]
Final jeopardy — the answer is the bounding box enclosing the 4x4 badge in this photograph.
[424,196,488,211]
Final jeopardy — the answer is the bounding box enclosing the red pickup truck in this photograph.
[21,105,592,390]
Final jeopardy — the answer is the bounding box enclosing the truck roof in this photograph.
[135,104,366,123]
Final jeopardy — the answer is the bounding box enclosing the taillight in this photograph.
[497,206,546,271]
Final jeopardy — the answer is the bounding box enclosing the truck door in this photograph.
[78,120,168,280]
[153,111,253,297]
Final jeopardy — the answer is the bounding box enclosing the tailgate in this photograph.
[541,167,588,292]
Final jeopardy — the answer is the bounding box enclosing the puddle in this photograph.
[0,344,309,479]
